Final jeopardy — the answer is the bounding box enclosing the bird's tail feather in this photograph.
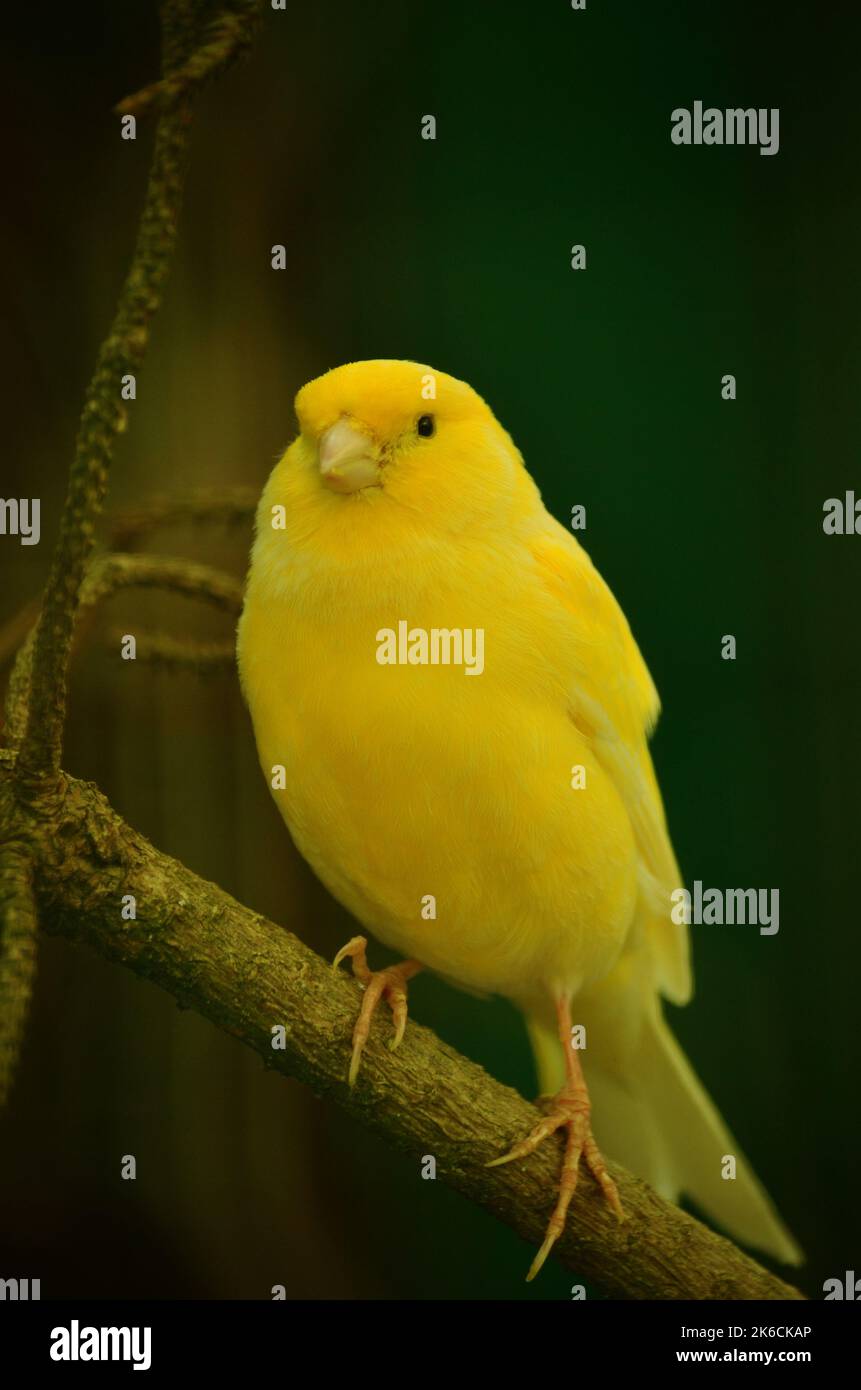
[526,1005,802,1266]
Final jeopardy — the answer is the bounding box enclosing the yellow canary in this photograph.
[237,359,800,1278]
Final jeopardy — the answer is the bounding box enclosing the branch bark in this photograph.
[81,552,244,613]
[16,2,263,787]
[116,0,264,119]
[4,554,242,749]
[108,486,257,550]
[0,0,263,1127]
[17,107,191,781]
[28,768,803,1301]
[0,488,254,673]
[102,630,237,672]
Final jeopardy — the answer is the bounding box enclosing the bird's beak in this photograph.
[318,419,380,493]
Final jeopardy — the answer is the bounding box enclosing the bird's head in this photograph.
[295,358,498,496]
[273,360,532,543]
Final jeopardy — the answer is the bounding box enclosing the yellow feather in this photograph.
[237,359,799,1267]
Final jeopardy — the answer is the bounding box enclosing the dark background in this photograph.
[1,0,858,1299]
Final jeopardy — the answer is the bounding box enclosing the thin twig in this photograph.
[108,486,257,549]
[116,0,265,119]
[103,630,236,673]
[81,552,243,612]
[15,1,261,788]
[0,0,262,1113]
[16,55,194,785]
[4,554,242,747]
[0,491,254,675]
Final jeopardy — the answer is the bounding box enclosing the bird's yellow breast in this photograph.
[238,518,638,1006]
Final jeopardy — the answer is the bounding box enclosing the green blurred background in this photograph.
[1,0,859,1299]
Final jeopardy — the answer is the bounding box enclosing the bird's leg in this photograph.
[332,935,422,1086]
[487,994,624,1280]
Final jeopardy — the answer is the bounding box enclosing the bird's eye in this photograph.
[417,414,435,438]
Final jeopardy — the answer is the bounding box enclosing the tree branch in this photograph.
[116,0,265,120]
[0,488,254,676]
[16,2,261,788]
[17,108,189,781]
[81,552,243,613]
[4,555,242,748]
[1,0,263,1137]
[29,768,803,1301]
[108,486,257,550]
[103,630,237,673]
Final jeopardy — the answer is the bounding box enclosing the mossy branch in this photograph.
[117,0,265,119]
[15,2,262,788]
[108,486,257,549]
[4,554,242,748]
[28,769,803,1301]
[81,552,244,613]
[0,0,262,1120]
[17,58,188,782]
[103,632,237,672]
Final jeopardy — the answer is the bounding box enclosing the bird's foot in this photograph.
[332,935,421,1086]
[487,1080,624,1281]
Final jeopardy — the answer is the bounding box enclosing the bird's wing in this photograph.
[528,519,692,1005]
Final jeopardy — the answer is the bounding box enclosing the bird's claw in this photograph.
[487,1089,624,1281]
[332,936,420,1086]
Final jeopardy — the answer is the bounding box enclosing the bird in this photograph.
[237,358,801,1280]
